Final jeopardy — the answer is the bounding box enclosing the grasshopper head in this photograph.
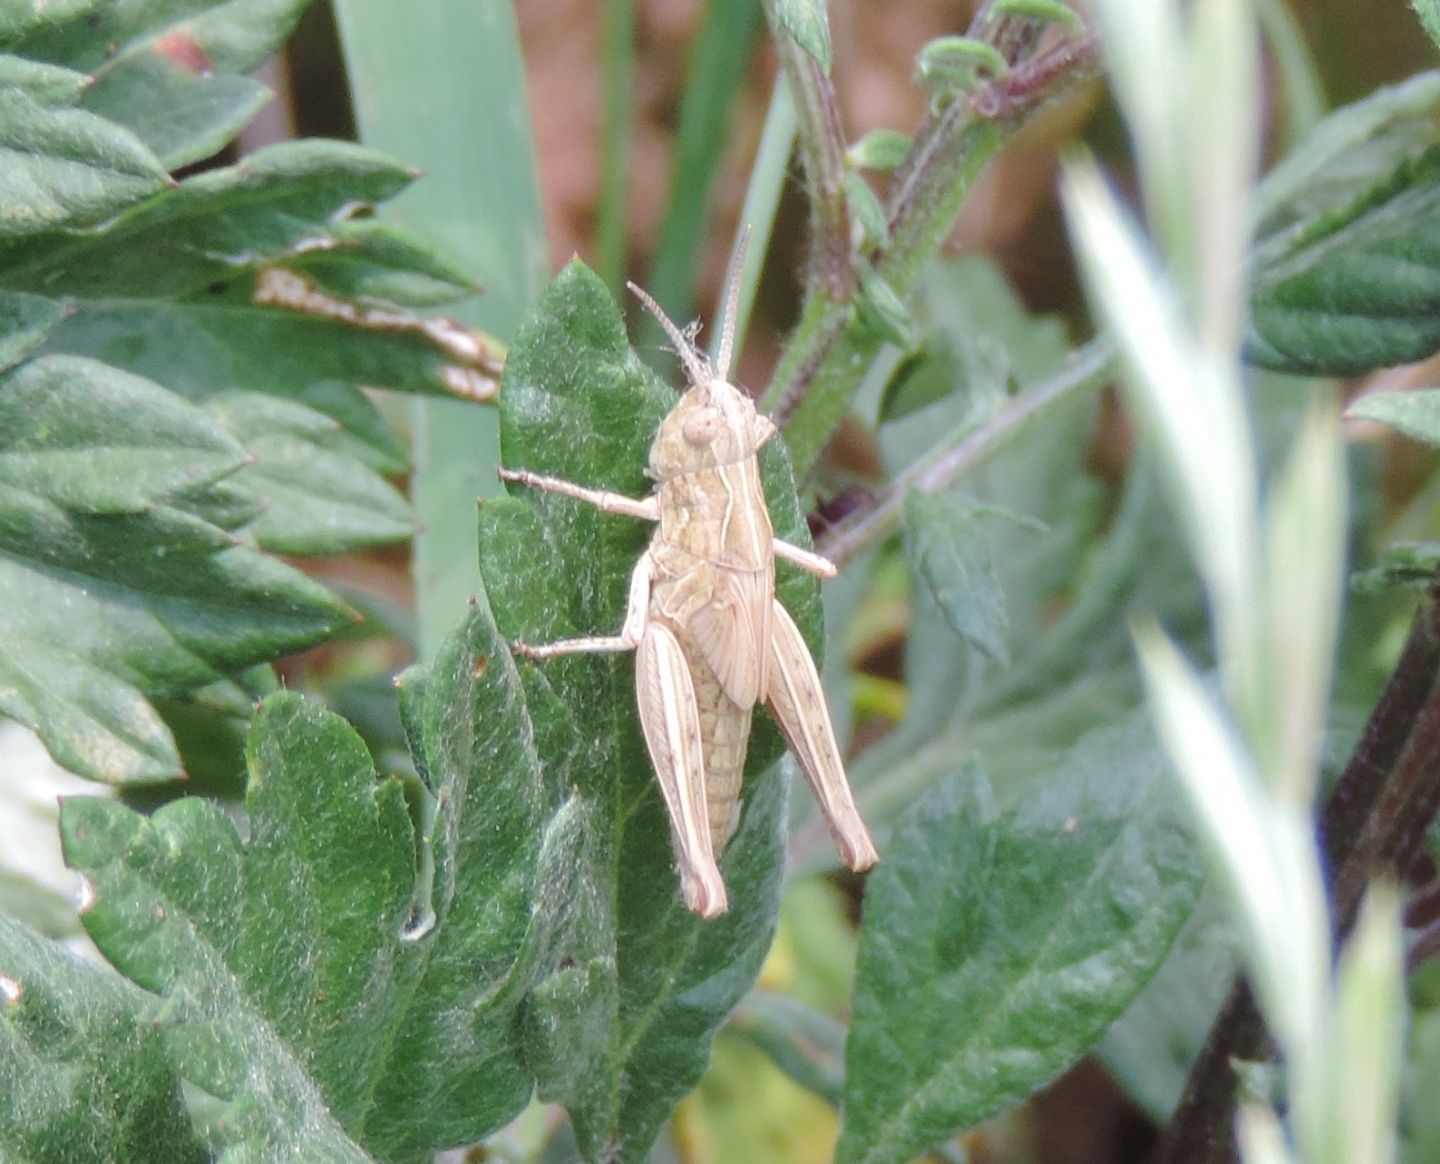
[649,377,776,480]
[628,237,776,480]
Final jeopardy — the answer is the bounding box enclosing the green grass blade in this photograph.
[597,0,634,291]
[707,78,797,372]
[334,0,547,660]
[643,0,763,339]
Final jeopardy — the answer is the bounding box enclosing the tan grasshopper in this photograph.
[499,246,878,918]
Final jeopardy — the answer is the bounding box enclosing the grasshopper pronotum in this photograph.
[500,243,878,918]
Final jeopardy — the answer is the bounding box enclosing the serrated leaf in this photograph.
[0,139,417,297]
[291,218,482,309]
[207,391,412,554]
[771,0,833,72]
[13,0,309,168]
[0,54,89,105]
[490,261,818,1161]
[3,141,472,556]
[0,89,169,236]
[903,489,1009,663]
[0,912,205,1164]
[61,676,582,1160]
[1248,72,1440,374]
[0,289,66,372]
[838,718,1202,1164]
[1347,387,1440,443]
[0,355,351,782]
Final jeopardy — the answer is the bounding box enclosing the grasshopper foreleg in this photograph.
[498,466,660,522]
[513,553,654,658]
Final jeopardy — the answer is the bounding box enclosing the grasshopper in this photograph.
[499,245,878,918]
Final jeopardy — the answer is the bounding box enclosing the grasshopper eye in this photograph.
[682,408,722,446]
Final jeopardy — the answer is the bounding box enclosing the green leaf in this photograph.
[903,489,1010,663]
[362,605,586,1159]
[1248,72,1440,374]
[11,0,310,168]
[915,36,1009,89]
[770,0,832,73]
[5,142,474,554]
[60,695,406,1160]
[838,712,1203,1164]
[0,912,205,1164]
[1412,0,1440,51]
[989,0,1082,30]
[0,139,417,298]
[61,675,580,1160]
[206,391,413,554]
[0,90,169,236]
[846,129,912,173]
[0,289,66,372]
[0,355,351,782]
[0,54,89,105]
[1350,540,1440,594]
[1347,387,1440,443]
[491,261,816,1160]
[0,0,94,45]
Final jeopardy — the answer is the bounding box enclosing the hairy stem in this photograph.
[816,338,1114,567]
[760,20,1101,480]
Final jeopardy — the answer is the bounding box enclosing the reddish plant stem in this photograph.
[1153,583,1440,1164]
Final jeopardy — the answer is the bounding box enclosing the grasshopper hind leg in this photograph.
[636,621,729,918]
[764,601,879,871]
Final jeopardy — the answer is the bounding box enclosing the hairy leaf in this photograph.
[489,261,819,1161]
[0,913,204,1164]
[903,489,1010,663]
[0,355,350,781]
[1,141,476,554]
[61,674,580,1160]
[771,0,833,72]
[0,89,169,236]
[839,712,1202,1164]
[9,0,309,168]
[0,289,65,372]
[1248,72,1440,374]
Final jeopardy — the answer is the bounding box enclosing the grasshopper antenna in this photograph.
[715,225,751,383]
[628,281,712,390]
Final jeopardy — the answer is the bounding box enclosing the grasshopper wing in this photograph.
[764,601,879,871]
[684,569,770,708]
[636,620,729,917]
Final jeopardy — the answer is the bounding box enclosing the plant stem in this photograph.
[1154,581,1440,1164]
[816,337,1114,566]
[761,0,853,303]
[760,21,1101,480]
